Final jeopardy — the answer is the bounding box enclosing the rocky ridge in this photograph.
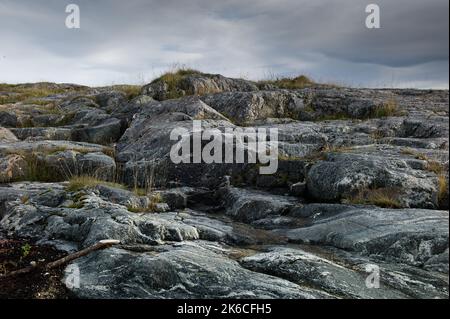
[0,73,448,299]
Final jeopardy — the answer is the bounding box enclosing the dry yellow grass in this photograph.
[438,174,448,203]
[151,68,202,99]
[127,193,163,213]
[66,176,126,192]
[112,85,142,100]
[258,75,315,89]
[426,161,445,174]
[345,188,403,209]
[372,99,402,118]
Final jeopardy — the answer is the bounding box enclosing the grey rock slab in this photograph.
[0,191,200,248]
[217,186,299,223]
[240,247,409,299]
[64,241,332,299]
[274,207,449,268]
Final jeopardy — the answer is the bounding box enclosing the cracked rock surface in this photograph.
[0,78,448,299]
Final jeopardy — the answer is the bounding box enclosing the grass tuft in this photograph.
[258,75,315,90]
[438,174,448,204]
[127,193,163,213]
[150,68,203,100]
[345,187,403,209]
[371,99,402,118]
[66,176,127,192]
[112,85,142,100]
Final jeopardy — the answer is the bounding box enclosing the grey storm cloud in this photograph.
[0,0,448,88]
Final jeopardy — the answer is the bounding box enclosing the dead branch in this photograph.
[0,239,120,279]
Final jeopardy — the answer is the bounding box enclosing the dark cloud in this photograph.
[0,0,448,88]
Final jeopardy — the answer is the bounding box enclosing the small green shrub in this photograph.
[438,174,448,204]
[21,243,32,258]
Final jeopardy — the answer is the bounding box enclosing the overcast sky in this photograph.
[0,0,448,88]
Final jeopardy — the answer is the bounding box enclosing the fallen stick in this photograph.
[45,239,120,269]
[0,239,120,279]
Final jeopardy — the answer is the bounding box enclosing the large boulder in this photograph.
[141,73,259,100]
[0,127,18,142]
[0,111,18,127]
[116,96,236,187]
[0,189,199,248]
[0,140,116,182]
[201,91,305,124]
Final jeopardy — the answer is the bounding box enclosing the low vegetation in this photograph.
[258,75,315,90]
[426,160,446,175]
[278,144,352,163]
[400,148,427,159]
[112,85,142,100]
[127,193,163,213]
[371,99,402,118]
[400,148,446,175]
[20,195,30,205]
[151,68,203,99]
[345,187,403,209]
[66,176,127,192]
[277,154,304,161]
[310,98,402,122]
[20,244,32,259]
[438,174,449,206]
[0,83,86,105]
[22,152,59,182]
